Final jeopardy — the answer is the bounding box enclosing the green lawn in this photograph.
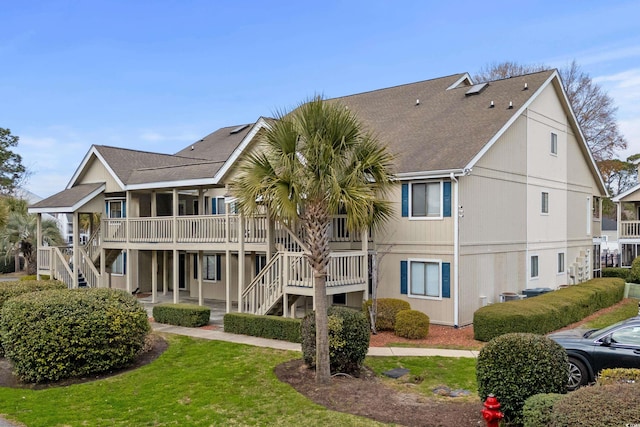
[0,336,388,427]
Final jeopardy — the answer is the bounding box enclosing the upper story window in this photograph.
[592,196,600,219]
[541,192,549,214]
[106,199,125,218]
[550,132,558,155]
[411,182,441,218]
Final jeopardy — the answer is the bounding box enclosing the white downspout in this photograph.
[450,172,460,328]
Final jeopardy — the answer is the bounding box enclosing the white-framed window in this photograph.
[531,255,539,278]
[550,132,558,155]
[112,251,126,275]
[106,199,125,218]
[592,196,600,219]
[541,192,549,214]
[192,254,220,281]
[410,182,442,218]
[558,252,565,274]
[409,259,441,299]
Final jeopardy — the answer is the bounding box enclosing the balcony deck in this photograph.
[619,221,640,239]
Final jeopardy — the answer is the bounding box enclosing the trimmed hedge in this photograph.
[473,278,625,341]
[19,274,51,281]
[477,333,567,425]
[601,267,630,280]
[394,309,430,339]
[223,312,302,343]
[550,383,640,426]
[302,306,370,375]
[153,303,210,327]
[597,368,640,385]
[0,288,150,383]
[522,393,564,427]
[363,298,410,331]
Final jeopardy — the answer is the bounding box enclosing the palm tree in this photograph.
[0,210,64,274]
[231,97,395,383]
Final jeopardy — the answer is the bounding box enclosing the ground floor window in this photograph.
[592,244,601,278]
[558,253,565,274]
[409,260,441,298]
[112,251,126,275]
[332,293,346,305]
[530,255,539,278]
[193,254,220,281]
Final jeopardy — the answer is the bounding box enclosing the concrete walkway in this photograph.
[151,322,480,358]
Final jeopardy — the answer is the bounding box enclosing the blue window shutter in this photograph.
[122,201,126,218]
[211,198,217,215]
[442,262,450,298]
[216,255,221,280]
[123,251,127,274]
[443,182,451,217]
[401,184,409,217]
[400,261,408,295]
[105,201,109,217]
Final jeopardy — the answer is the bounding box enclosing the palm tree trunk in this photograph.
[314,271,330,384]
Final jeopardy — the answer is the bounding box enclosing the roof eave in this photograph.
[28,183,106,214]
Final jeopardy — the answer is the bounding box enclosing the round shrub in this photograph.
[522,393,564,427]
[629,256,640,283]
[302,306,370,375]
[476,333,567,425]
[550,383,640,426]
[394,309,429,339]
[0,288,150,383]
[363,298,410,331]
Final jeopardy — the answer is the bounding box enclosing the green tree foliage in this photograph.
[231,97,395,383]
[0,197,64,274]
[0,128,27,195]
[474,61,627,161]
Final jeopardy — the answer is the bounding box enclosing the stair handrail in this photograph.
[241,252,283,315]
[52,246,74,288]
[274,221,309,253]
[84,224,102,263]
[79,246,101,288]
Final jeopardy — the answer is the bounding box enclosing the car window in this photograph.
[610,326,640,346]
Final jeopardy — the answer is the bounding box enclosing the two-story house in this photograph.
[29,69,606,326]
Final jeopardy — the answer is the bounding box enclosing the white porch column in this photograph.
[126,249,132,293]
[361,229,369,301]
[238,215,245,312]
[151,190,157,216]
[100,247,106,288]
[173,249,179,304]
[198,250,203,306]
[225,249,231,313]
[172,189,178,244]
[198,188,205,215]
[162,251,168,295]
[152,250,158,303]
[36,213,42,280]
[266,210,274,261]
[72,211,79,288]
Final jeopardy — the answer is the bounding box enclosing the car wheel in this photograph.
[567,358,589,391]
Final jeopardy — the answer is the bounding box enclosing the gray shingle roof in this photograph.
[29,182,104,210]
[331,70,555,174]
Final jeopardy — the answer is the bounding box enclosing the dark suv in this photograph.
[548,316,640,391]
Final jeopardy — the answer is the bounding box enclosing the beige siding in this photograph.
[76,156,122,192]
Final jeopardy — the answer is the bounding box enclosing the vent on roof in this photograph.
[230,124,250,134]
[465,83,489,96]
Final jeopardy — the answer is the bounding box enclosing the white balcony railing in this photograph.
[620,221,640,238]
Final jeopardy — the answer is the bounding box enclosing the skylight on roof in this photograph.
[230,124,250,134]
[465,83,489,96]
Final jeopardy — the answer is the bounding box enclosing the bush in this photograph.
[601,267,630,281]
[473,277,625,341]
[522,393,564,427]
[476,333,567,425]
[394,309,429,339]
[302,306,370,375]
[152,303,210,327]
[223,313,302,343]
[550,383,640,426]
[19,274,50,281]
[363,298,410,331]
[597,368,640,385]
[0,288,150,383]
[0,257,23,274]
[629,256,640,283]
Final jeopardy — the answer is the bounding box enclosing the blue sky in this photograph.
[3,0,640,198]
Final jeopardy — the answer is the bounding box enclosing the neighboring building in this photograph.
[29,70,606,326]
